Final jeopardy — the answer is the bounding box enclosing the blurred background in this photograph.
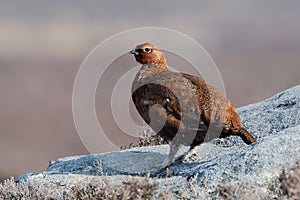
[0,1,299,181]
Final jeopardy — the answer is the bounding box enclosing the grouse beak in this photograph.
[130,49,139,56]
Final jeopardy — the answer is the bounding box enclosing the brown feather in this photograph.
[130,43,255,167]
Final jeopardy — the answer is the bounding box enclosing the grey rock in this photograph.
[17,85,300,197]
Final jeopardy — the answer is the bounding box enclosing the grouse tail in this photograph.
[239,128,256,145]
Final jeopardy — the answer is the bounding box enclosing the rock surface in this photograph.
[17,85,300,198]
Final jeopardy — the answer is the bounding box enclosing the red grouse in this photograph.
[130,43,255,169]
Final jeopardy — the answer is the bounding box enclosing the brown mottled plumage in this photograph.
[130,43,255,168]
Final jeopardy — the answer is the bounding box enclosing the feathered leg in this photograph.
[161,141,180,169]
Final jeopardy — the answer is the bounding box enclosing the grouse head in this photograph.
[130,43,166,65]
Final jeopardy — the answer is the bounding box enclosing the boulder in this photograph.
[16,85,300,198]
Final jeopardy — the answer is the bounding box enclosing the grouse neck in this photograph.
[140,63,169,76]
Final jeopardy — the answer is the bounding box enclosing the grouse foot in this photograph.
[182,147,198,163]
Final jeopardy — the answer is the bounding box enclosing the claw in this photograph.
[182,146,198,163]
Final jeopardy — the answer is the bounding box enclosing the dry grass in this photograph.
[72,178,158,200]
[281,160,300,199]
[213,161,300,200]
[0,177,44,199]
[1,160,300,199]
[121,128,167,150]
[0,177,159,200]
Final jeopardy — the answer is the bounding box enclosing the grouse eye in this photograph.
[143,48,152,53]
